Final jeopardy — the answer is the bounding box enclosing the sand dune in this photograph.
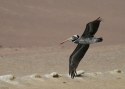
[0,0,125,47]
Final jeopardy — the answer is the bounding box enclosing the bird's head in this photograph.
[60,35,79,45]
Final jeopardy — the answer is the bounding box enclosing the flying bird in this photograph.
[60,17,103,78]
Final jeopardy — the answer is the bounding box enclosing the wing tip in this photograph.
[69,66,77,79]
[69,71,77,79]
[96,17,104,22]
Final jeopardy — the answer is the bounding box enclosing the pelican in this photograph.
[60,17,103,78]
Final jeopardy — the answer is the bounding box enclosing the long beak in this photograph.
[60,37,73,45]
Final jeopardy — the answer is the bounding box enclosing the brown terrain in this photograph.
[0,0,125,89]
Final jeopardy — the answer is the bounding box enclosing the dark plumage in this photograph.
[60,17,103,78]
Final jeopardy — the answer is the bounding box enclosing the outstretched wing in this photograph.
[69,44,89,78]
[82,17,102,37]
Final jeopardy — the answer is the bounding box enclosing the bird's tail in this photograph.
[96,37,103,42]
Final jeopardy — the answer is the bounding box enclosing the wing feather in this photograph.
[69,44,89,78]
[82,17,102,37]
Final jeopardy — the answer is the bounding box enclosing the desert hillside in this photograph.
[0,0,125,47]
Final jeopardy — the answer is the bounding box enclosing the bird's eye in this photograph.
[77,35,79,38]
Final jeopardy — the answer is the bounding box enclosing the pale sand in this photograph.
[0,44,125,89]
[0,71,125,89]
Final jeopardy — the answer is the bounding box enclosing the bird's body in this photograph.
[60,17,103,78]
[74,37,102,44]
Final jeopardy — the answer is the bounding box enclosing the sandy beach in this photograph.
[0,44,125,89]
[0,0,125,89]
